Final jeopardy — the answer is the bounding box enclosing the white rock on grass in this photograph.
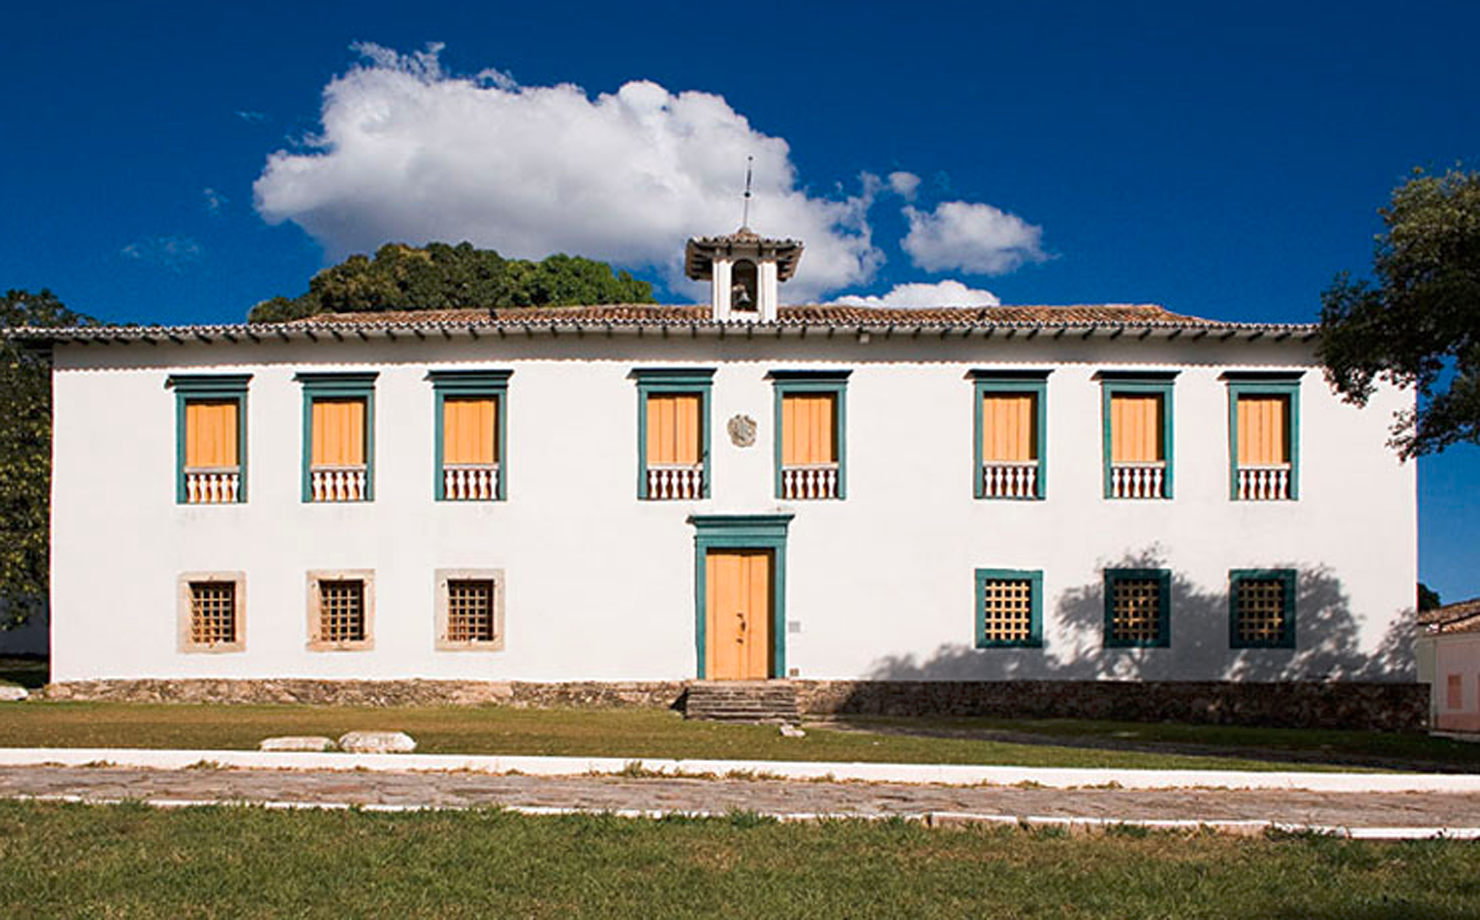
[259,736,336,752]
[778,723,806,738]
[0,685,29,702]
[337,730,417,754]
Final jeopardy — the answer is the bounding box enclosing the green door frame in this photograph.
[689,514,793,679]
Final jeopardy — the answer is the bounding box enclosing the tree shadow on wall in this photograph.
[864,547,1415,684]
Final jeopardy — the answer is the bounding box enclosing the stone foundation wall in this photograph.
[794,680,1429,732]
[41,679,688,710]
[41,678,1427,731]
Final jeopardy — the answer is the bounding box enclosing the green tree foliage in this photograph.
[248,242,654,322]
[1320,168,1480,457]
[0,290,96,627]
[1419,583,1442,612]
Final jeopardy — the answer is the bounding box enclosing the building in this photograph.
[13,229,1422,724]
[1417,598,1480,735]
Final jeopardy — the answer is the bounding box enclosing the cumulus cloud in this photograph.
[235,110,266,123]
[887,171,921,200]
[901,200,1047,275]
[253,43,883,300]
[828,279,1000,308]
[119,236,202,270]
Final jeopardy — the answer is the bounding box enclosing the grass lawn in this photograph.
[0,800,1477,918]
[0,700,1459,772]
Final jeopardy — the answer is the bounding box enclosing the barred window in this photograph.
[307,571,374,650]
[1105,569,1170,647]
[177,572,245,653]
[1228,569,1295,649]
[190,582,237,645]
[975,569,1042,648]
[436,569,506,651]
[319,581,365,642]
[447,580,497,643]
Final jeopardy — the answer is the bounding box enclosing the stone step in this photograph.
[683,681,800,723]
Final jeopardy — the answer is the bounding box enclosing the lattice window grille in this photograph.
[318,580,365,643]
[189,582,236,645]
[980,578,1034,643]
[446,580,497,643]
[1236,578,1288,644]
[1111,578,1162,643]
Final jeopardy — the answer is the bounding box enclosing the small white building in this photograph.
[1417,599,1480,735]
[16,229,1419,713]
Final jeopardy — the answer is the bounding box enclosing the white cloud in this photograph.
[203,187,228,215]
[253,43,884,300]
[120,236,202,270]
[235,110,266,123]
[901,200,1047,275]
[828,279,1000,308]
[887,171,921,200]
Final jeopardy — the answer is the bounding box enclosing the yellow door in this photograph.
[706,550,773,680]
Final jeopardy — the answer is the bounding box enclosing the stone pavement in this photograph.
[2,765,1479,834]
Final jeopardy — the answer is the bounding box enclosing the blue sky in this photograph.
[2,1,1476,599]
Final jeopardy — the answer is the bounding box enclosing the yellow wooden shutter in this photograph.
[443,397,497,465]
[646,394,700,465]
[185,400,238,468]
[1111,393,1163,462]
[782,393,836,465]
[1237,394,1288,465]
[312,398,365,467]
[981,393,1036,462]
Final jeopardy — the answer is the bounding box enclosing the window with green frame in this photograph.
[975,568,1043,648]
[1229,569,1296,649]
[296,372,377,503]
[428,370,511,502]
[770,370,849,501]
[632,368,713,500]
[167,374,251,505]
[1223,372,1302,502]
[1104,568,1171,648]
[970,370,1049,500]
[1098,371,1177,500]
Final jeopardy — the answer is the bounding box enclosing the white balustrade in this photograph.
[781,463,840,500]
[184,468,240,504]
[1110,461,1167,499]
[310,466,368,502]
[981,461,1039,499]
[443,464,500,501]
[1237,464,1291,501]
[647,464,704,500]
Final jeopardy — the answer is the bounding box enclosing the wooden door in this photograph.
[705,550,773,680]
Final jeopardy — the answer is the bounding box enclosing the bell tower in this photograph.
[685,227,803,323]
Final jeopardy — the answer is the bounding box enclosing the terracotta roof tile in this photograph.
[292,302,1236,328]
[1420,598,1480,634]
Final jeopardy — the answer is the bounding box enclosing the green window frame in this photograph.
[428,370,512,502]
[974,568,1044,648]
[1103,567,1172,648]
[167,374,251,504]
[689,514,793,679]
[1228,568,1297,649]
[1223,372,1302,501]
[970,370,1049,500]
[296,372,378,503]
[632,368,714,500]
[769,370,850,501]
[1098,371,1178,500]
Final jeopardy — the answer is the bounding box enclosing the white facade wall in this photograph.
[49,333,1416,683]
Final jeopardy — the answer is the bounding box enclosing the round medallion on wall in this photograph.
[727,414,757,448]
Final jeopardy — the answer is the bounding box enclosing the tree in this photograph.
[1319,168,1480,458]
[0,290,96,628]
[1419,583,1442,612]
[248,242,654,322]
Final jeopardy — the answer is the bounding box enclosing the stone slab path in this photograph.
[3,765,1479,837]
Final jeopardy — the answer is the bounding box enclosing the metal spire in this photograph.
[741,156,753,229]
